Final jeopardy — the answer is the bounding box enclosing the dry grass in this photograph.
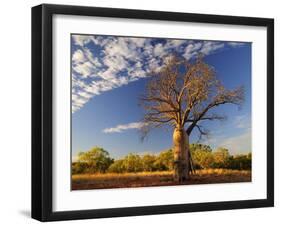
[72,169,251,190]
[72,171,172,181]
[194,168,250,175]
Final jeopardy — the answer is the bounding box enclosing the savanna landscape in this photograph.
[71,34,252,190]
[72,145,251,190]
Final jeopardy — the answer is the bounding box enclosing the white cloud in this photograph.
[72,49,86,64]
[72,93,89,113]
[183,42,202,60]
[200,41,225,55]
[81,76,130,97]
[167,39,186,48]
[92,36,114,47]
[228,42,245,47]
[73,61,95,78]
[71,35,246,113]
[103,122,148,133]
[153,43,166,57]
[183,41,225,60]
[104,37,139,61]
[72,47,102,78]
[103,55,128,72]
[147,58,162,72]
[128,37,146,47]
[84,48,102,67]
[72,35,93,46]
[72,36,152,112]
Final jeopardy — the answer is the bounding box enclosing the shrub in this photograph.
[108,159,126,173]
[141,154,157,172]
[153,149,174,171]
[212,147,230,168]
[122,153,143,172]
[77,146,114,173]
[190,144,214,169]
[226,154,251,170]
[73,145,252,174]
[72,162,88,174]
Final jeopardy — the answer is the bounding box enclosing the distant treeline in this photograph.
[72,145,251,174]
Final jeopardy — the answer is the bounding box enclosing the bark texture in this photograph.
[173,127,189,182]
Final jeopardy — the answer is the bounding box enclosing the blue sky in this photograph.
[71,34,251,160]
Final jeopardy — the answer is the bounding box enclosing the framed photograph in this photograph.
[32,4,274,221]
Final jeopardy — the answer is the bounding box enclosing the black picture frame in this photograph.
[32,3,274,222]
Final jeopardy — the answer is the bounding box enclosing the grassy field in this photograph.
[72,169,251,190]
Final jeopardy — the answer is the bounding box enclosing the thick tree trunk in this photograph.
[173,126,189,182]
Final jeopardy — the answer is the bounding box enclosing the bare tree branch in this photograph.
[186,86,244,135]
[140,54,244,139]
[194,124,209,141]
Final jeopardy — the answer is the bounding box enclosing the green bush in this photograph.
[122,153,143,172]
[190,144,213,169]
[153,149,174,171]
[72,145,252,174]
[77,146,113,173]
[108,159,126,173]
[72,162,88,174]
[226,154,251,170]
[142,154,157,172]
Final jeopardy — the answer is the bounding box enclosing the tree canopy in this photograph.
[141,55,244,139]
[77,146,113,173]
[72,146,251,174]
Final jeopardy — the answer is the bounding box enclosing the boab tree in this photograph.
[140,55,244,182]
